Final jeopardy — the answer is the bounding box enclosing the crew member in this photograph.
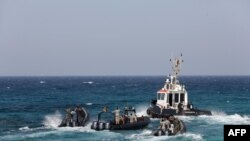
[178,101,184,114]
[129,113,134,123]
[160,118,166,131]
[132,113,137,123]
[112,107,120,125]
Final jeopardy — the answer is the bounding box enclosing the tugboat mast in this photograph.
[169,54,184,84]
[170,54,183,77]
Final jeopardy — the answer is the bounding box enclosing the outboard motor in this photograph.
[66,121,70,127]
[72,121,75,127]
[158,130,162,136]
[98,122,104,130]
[104,122,110,130]
[91,121,98,129]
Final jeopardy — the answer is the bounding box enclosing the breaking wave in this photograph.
[43,111,63,128]
[19,126,31,131]
[82,81,94,84]
[136,104,149,117]
[126,129,203,141]
[178,110,250,125]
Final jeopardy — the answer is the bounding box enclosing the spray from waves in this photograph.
[135,104,150,117]
[43,111,63,128]
[86,103,93,105]
[19,126,31,131]
[126,129,203,141]
[56,123,95,133]
[178,110,250,125]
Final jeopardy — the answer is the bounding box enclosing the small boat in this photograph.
[59,106,89,127]
[91,106,150,130]
[153,115,186,136]
[147,54,212,117]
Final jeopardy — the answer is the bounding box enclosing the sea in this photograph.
[0,76,250,141]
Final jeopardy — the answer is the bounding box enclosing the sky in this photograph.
[0,0,250,76]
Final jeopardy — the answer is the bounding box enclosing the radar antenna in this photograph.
[169,53,184,78]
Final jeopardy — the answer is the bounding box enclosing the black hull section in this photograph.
[111,117,150,130]
[153,119,186,136]
[91,117,150,131]
[147,105,212,118]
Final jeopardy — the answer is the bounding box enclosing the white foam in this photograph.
[43,111,63,128]
[135,104,149,117]
[40,81,46,84]
[126,130,203,141]
[179,133,203,141]
[86,103,93,105]
[125,129,152,140]
[19,126,30,131]
[83,81,94,84]
[178,110,250,125]
[56,123,95,133]
[201,111,250,124]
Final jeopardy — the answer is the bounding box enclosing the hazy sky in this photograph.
[0,0,250,76]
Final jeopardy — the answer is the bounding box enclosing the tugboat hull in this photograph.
[147,105,212,118]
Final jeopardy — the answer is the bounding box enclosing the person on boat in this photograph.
[121,115,126,124]
[75,105,86,126]
[168,115,175,134]
[187,102,193,109]
[173,117,181,134]
[65,108,72,126]
[159,118,166,131]
[112,107,120,125]
[160,106,164,114]
[129,113,134,123]
[178,101,184,114]
[132,113,137,123]
[169,114,181,134]
[164,117,170,130]
[70,108,76,122]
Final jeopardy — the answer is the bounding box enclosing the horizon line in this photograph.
[0,74,250,77]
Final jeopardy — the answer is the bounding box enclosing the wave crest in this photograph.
[43,111,62,128]
[178,110,250,124]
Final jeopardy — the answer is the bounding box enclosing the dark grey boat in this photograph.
[153,116,186,136]
[91,106,150,131]
[59,106,89,127]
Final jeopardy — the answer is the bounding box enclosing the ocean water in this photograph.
[0,76,250,141]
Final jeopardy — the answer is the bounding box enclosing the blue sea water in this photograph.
[0,76,250,141]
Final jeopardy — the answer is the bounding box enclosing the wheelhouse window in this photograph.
[175,93,179,103]
[157,93,161,100]
[180,93,185,102]
[160,94,165,100]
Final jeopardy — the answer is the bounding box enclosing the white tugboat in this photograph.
[147,54,212,117]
